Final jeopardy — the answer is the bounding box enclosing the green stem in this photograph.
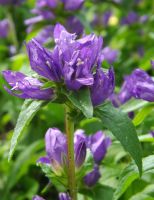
[84,196,88,200]
[6,8,19,50]
[65,105,77,200]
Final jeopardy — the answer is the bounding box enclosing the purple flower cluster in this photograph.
[3,23,115,106]
[38,128,111,187]
[25,0,84,38]
[111,69,154,106]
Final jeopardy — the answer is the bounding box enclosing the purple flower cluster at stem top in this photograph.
[38,128,111,187]
[3,23,115,106]
[111,69,154,106]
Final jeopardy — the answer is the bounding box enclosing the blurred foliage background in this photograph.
[0,0,154,199]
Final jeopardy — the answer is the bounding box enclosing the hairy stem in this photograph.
[65,105,77,200]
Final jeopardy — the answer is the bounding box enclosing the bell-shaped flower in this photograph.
[88,131,111,164]
[2,70,54,100]
[83,165,101,187]
[45,128,67,166]
[91,68,115,106]
[59,193,71,200]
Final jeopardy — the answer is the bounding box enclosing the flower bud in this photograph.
[74,130,87,168]
[88,131,111,164]
[84,165,101,187]
[91,68,115,106]
[45,128,67,165]
[59,193,71,200]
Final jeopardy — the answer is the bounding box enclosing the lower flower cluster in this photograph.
[34,128,111,199]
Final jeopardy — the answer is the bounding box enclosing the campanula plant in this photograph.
[2,22,143,200]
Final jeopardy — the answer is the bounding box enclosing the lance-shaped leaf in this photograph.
[8,99,44,161]
[94,102,142,175]
[113,155,154,200]
[63,88,93,118]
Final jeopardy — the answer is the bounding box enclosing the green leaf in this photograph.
[113,155,154,200]
[133,106,154,126]
[129,184,154,200]
[80,184,114,200]
[63,88,93,118]
[38,163,67,191]
[120,99,148,113]
[8,100,44,161]
[2,140,44,200]
[95,102,142,175]
[139,135,154,143]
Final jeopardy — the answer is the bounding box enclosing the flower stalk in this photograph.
[65,105,77,200]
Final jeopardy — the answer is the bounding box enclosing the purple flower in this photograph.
[39,128,87,169]
[101,47,118,64]
[74,130,86,168]
[39,128,111,168]
[88,131,111,164]
[62,0,84,10]
[3,24,114,104]
[37,0,58,8]
[2,70,54,100]
[33,195,45,200]
[66,16,83,35]
[26,23,103,90]
[45,128,67,166]
[25,0,84,30]
[117,77,133,104]
[139,15,148,23]
[91,68,115,106]
[116,69,154,104]
[121,11,138,25]
[0,19,9,38]
[59,193,71,200]
[25,10,55,26]
[84,165,101,187]
[38,128,111,187]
